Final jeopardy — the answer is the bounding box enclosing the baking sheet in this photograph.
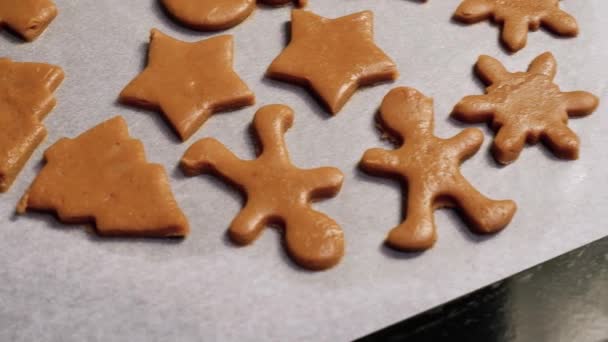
[1,1,607,341]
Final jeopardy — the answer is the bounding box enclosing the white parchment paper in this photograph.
[1,1,607,341]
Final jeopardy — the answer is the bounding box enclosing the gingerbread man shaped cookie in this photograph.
[161,0,305,31]
[454,0,578,51]
[0,0,57,41]
[452,52,599,164]
[181,105,345,270]
[361,87,516,251]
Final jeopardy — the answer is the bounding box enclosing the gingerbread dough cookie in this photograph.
[181,105,344,270]
[454,0,578,52]
[361,87,516,251]
[161,0,305,31]
[0,58,63,192]
[120,29,254,141]
[267,10,398,114]
[452,52,599,164]
[18,116,189,237]
[0,0,57,41]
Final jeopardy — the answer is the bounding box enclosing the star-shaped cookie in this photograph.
[181,105,345,270]
[267,10,398,114]
[0,58,64,192]
[0,0,57,41]
[361,87,516,251]
[452,52,599,164]
[454,0,579,51]
[119,29,255,141]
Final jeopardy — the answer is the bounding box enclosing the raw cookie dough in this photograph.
[18,116,190,237]
[181,105,344,270]
[161,0,305,31]
[120,29,255,141]
[0,58,64,192]
[0,0,57,41]
[361,87,516,251]
[454,0,578,52]
[452,52,599,164]
[267,10,398,114]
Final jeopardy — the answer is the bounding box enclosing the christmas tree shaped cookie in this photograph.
[0,58,64,192]
[361,87,516,251]
[18,116,189,237]
[181,105,344,270]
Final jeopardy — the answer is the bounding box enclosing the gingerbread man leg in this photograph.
[386,183,437,251]
[285,208,344,270]
[448,178,517,234]
[229,201,271,245]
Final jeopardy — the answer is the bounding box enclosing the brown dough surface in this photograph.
[361,87,516,251]
[454,0,578,52]
[452,52,599,164]
[0,58,63,192]
[161,0,305,31]
[181,105,344,270]
[0,0,57,41]
[18,116,189,237]
[267,10,398,114]
[161,0,255,31]
[120,29,254,141]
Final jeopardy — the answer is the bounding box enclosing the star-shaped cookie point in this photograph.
[267,10,398,114]
[181,105,345,270]
[454,0,579,51]
[119,29,255,141]
[18,116,190,237]
[0,58,64,192]
[361,87,516,251]
[452,52,599,164]
[0,0,57,41]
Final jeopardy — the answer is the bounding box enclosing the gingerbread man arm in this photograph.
[360,148,402,176]
[445,128,485,161]
[301,167,344,199]
[180,138,248,182]
[253,104,293,161]
[454,0,494,23]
